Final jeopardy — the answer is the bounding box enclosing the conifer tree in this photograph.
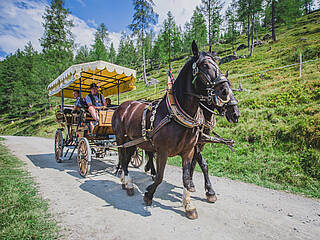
[225,1,238,50]
[129,0,158,84]
[40,0,74,72]
[200,0,223,52]
[90,23,110,61]
[109,43,116,63]
[75,45,90,63]
[190,7,208,49]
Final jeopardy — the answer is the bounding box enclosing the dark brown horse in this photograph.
[189,90,240,200]
[112,41,234,219]
[145,79,240,202]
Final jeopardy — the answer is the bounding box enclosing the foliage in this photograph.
[40,0,74,72]
[0,139,58,239]
[129,0,158,84]
[200,0,223,50]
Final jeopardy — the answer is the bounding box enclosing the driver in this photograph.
[86,83,106,121]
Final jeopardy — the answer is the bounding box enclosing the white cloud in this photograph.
[153,0,202,29]
[0,0,45,53]
[87,18,98,28]
[0,0,122,57]
[152,0,231,32]
[75,0,86,8]
[69,15,96,49]
[109,32,121,51]
[0,56,5,61]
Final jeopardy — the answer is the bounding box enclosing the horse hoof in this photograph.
[126,188,134,196]
[189,186,196,192]
[185,209,198,220]
[121,184,126,190]
[206,193,217,203]
[143,195,152,206]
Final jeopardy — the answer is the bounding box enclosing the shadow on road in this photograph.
[26,152,204,218]
[26,153,118,179]
[80,172,186,218]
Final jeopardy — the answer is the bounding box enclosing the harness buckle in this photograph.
[192,62,198,76]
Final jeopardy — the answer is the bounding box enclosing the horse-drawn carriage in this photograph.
[48,61,143,177]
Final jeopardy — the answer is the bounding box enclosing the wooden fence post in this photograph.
[299,52,302,78]
[252,72,255,87]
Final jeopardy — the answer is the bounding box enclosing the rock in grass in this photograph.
[237,44,247,51]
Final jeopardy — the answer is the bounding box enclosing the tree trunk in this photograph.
[271,0,276,41]
[250,14,254,57]
[208,0,211,52]
[142,13,147,85]
[304,0,308,15]
[247,12,250,50]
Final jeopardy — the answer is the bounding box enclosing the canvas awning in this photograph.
[48,60,136,99]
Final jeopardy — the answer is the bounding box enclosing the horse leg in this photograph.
[189,150,197,192]
[181,151,198,220]
[143,151,167,206]
[120,146,136,196]
[144,152,156,180]
[196,152,217,203]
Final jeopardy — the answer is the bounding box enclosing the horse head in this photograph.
[191,41,240,123]
[191,41,233,107]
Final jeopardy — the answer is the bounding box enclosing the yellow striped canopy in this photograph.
[48,61,136,99]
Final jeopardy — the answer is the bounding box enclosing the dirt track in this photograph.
[3,136,320,240]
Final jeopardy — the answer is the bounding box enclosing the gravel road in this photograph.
[3,136,320,240]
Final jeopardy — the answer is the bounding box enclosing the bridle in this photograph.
[190,55,231,107]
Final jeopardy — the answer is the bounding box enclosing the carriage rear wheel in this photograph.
[54,129,64,163]
[130,149,144,168]
[77,138,92,178]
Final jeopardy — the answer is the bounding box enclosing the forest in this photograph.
[0,0,318,115]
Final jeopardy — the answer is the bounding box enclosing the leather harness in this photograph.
[118,56,229,148]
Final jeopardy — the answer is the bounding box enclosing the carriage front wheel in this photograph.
[77,138,92,178]
[54,129,64,163]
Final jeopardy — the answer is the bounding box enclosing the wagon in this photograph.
[48,61,144,177]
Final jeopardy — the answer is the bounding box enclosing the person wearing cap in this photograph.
[86,83,106,122]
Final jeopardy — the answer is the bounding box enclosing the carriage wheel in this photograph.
[54,129,64,163]
[130,149,144,168]
[77,138,92,178]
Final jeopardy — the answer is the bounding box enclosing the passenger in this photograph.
[73,89,86,111]
[86,83,106,121]
[105,97,111,107]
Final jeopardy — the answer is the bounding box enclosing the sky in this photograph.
[0,0,232,60]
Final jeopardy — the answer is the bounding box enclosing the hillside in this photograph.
[0,11,319,197]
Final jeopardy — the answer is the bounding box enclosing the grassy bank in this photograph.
[0,138,58,239]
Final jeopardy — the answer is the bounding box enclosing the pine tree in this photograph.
[182,22,193,53]
[200,0,223,52]
[159,11,183,65]
[225,1,238,50]
[95,23,110,47]
[190,7,208,49]
[40,0,74,72]
[109,43,116,63]
[75,45,90,63]
[90,23,110,61]
[129,0,158,84]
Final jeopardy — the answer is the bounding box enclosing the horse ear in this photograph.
[225,70,229,78]
[192,40,199,57]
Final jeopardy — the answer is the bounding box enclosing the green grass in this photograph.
[0,11,319,198]
[0,138,59,239]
